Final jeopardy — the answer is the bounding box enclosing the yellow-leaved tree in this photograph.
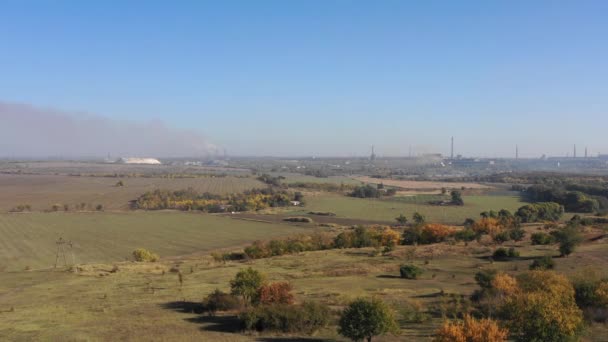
[433,314,508,342]
[502,270,583,342]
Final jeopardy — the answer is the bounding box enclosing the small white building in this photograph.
[290,201,301,206]
[116,157,161,165]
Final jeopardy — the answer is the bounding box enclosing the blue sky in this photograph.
[1,1,607,157]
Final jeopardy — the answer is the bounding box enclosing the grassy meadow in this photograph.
[0,212,311,271]
[0,230,606,341]
[293,193,526,224]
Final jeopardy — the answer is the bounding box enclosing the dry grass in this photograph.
[0,173,263,211]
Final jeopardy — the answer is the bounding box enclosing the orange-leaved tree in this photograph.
[433,314,508,342]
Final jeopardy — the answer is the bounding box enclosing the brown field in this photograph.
[0,174,263,211]
[353,176,491,190]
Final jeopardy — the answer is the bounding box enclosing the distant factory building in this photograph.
[116,157,161,165]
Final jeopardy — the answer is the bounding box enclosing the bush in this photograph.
[475,269,498,289]
[338,298,397,342]
[257,282,294,305]
[529,256,555,270]
[492,247,519,261]
[204,289,242,315]
[308,211,336,216]
[455,228,477,242]
[240,302,331,333]
[433,314,508,342]
[400,264,424,279]
[283,217,313,223]
[9,204,31,212]
[420,224,456,244]
[492,231,511,244]
[132,248,159,262]
[509,227,526,241]
[531,232,554,245]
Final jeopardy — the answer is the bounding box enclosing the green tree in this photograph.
[338,298,397,342]
[450,190,464,206]
[230,267,265,305]
[412,212,426,226]
[552,224,583,257]
[395,214,408,225]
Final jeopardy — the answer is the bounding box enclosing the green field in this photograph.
[270,172,362,185]
[296,193,527,224]
[0,212,310,271]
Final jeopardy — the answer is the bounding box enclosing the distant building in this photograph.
[116,157,161,165]
[290,201,301,206]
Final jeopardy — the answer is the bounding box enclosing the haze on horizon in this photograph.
[1,1,607,159]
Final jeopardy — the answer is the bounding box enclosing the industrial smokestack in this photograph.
[516,145,519,160]
[451,137,454,159]
[574,144,577,158]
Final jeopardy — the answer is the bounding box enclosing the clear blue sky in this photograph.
[1,1,607,157]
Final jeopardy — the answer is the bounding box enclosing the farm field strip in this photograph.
[296,193,526,224]
[0,174,264,211]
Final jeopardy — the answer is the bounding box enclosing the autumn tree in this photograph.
[433,314,508,342]
[256,282,294,305]
[501,270,583,342]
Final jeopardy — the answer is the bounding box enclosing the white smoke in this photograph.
[0,102,218,158]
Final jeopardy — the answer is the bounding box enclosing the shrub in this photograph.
[256,282,294,305]
[475,269,498,290]
[420,224,456,244]
[492,248,518,261]
[9,204,31,212]
[531,232,554,245]
[455,228,477,242]
[308,211,335,216]
[402,226,422,245]
[573,275,608,309]
[204,289,242,315]
[472,217,503,236]
[95,204,104,211]
[338,298,397,342]
[240,301,331,333]
[492,231,511,244]
[529,256,555,270]
[400,264,424,279]
[283,217,313,223]
[509,227,526,241]
[400,300,430,323]
[433,314,508,342]
[244,241,269,259]
[132,248,159,262]
[230,267,265,304]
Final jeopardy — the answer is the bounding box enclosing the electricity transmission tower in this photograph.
[54,237,74,268]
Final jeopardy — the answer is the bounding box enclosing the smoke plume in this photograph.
[0,102,218,158]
